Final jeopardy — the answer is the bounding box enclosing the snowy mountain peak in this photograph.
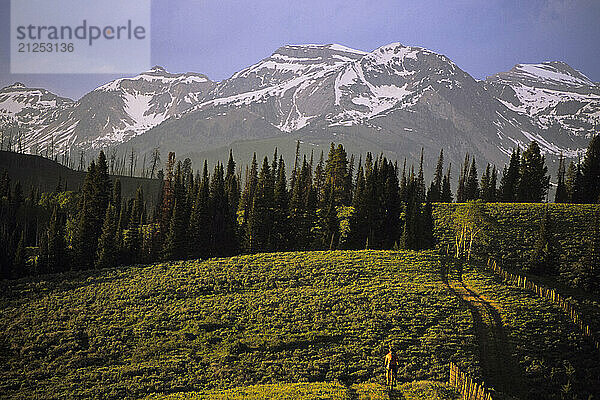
[7,82,26,89]
[97,67,213,92]
[2,42,596,168]
[364,42,458,71]
[485,60,600,150]
[148,65,167,73]
[493,61,595,89]
[367,43,422,63]
[276,43,368,55]
[269,43,367,62]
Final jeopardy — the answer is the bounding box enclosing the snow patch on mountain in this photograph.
[123,93,169,133]
[512,63,594,87]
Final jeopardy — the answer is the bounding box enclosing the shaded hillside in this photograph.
[0,151,161,203]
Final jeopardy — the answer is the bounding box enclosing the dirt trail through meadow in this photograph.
[445,270,524,398]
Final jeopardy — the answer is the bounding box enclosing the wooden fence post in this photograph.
[448,363,493,400]
[486,257,598,354]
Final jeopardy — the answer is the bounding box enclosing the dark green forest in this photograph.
[1,136,599,281]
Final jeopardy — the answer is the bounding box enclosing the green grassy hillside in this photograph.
[432,203,600,273]
[433,203,600,346]
[0,251,477,399]
[1,250,597,399]
[0,150,161,203]
[460,264,600,399]
[145,381,459,400]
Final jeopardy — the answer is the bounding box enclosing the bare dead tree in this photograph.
[129,148,135,177]
[150,147,160,179]
[79,151,85,171]
[109,149,117,175]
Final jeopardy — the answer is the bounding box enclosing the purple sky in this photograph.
[1,0,599,100]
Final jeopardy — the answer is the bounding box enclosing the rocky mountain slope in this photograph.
[484,62,600,153]
[1,67,215,154]
[1,43,597,171]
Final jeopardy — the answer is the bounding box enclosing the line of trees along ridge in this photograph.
[1,135,599,278]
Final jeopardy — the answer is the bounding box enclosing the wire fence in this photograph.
[487,258,599,352]
[448,362,493,400]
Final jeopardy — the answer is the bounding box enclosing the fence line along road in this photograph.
[449,362,493,400]
[487,258,599,352]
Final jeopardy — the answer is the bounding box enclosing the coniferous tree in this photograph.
[400,196,419,250]
[0,233,10,279]
[416,149,426,203]
[189,161,211,258]
[427,149,444,202]
[499,148,520,202]
[163,163,188,260]
[74,151,112,269]
[272,156,289,251]
[400,167,421,250]
[159,152,176,241]
[456,154,469,202]
[94,150,112,216]
[96,204,118,269]
[420,201,435,249]
[518,141,549,202]
[47,205,67,272]
[382,158,401,248]
[209,163,234,256]
[116,202,127,256]
[163,199,186,260]
[314,151,325,203]
[130,187,145,227]
[319,191,339,250]
[555,153,568,203]
[37,228,49,274]
[441,165,453,203]
[122,187,144,263]
[363,159,385,248]
[0,170,9,198]
[12,181,24,209]
[323,143,351,206]
[74,161,97,269]
[399,158,407,202]
[289,156,315,250]
[225,150,241,219]
[489,166,498,202]
[349,161,367,248]
[480,164,497,202]
[290,141,301,191]
[465,158,479,200]
[347,154,355,202]
[565,161,584,203]
[239,153,258,241]
[580,135,600,203]
[247,157,274,252]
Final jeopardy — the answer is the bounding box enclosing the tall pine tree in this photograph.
[499,148,520,202]
[517,141,549,203]
[580,135,600,203]
[96,204,118,269]
[555,153,568,203]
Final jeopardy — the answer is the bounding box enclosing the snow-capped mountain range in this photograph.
[1,42,598,171]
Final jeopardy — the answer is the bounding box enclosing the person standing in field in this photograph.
[384,345,399,387]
